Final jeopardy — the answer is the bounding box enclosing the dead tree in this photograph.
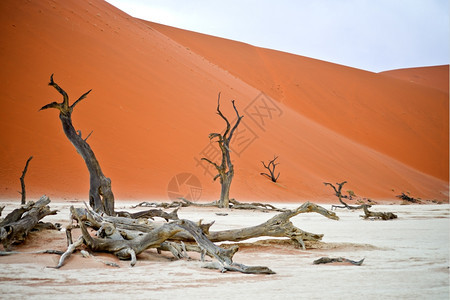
[19,156,33,205]
[396,192,421,204]
[324,181,364,210]
[40,74,115,215]
[260,155,280,182]
[202,93,243,208]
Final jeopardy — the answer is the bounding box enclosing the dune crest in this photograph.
[0,0,448,203]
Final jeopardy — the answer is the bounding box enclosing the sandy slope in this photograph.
[0,0,448,203]
[380,65,449,93]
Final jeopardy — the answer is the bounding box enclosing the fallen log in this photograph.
[313,257,365,266]
[361,204,397,220]
[0,196,58,250]
[116,208,179,221]
[229,199,285,212]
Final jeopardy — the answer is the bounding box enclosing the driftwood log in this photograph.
[313,257,365,266]
[361,204,397,220]
[0,196,58,250]
[55,202,337,274]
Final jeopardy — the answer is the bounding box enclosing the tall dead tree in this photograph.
[260,155,280,182]
[19,156,33,205]
[202,93,243,208]
[40,74,115,215]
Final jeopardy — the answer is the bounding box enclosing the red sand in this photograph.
[0,0,448,203]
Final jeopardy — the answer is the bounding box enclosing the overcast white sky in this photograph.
[106,0,449,72]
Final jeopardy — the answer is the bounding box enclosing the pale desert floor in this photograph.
[0,201,449,299]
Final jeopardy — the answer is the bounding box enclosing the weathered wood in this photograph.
[324,181,365,210]
[40,74,114,215]
[229,199,285,212]
[60,201,336,273]
[0,205,4,217]
[361,204,397,220]
[260,155,280,182]
[202,93,243,208]
[52,236,84,269]
[0,201,34,227]
[178,219,275,274]
[116,208,179,221]
[313,257,365,266]
[19,156,33,205]
[70,207,184,267]
[0,249,64,256]
[0,196,58,250]
[79,202,337,249]
[206,202,338,249]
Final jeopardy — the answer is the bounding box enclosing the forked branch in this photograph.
[324,181,364,210]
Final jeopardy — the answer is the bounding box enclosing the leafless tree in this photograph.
[202,93,243,208]
[40,74,115,215]
[323,181,364,210]
[260,155,280,182]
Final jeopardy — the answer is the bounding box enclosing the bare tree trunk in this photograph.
[202,93,243,208]
[19,156,33,205]
[40,74,115,215]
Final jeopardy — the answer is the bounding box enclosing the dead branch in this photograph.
[260,155,280,182]
[396,192,422,204]
[229,199,285,212]
[19,156,33,205]
[324,181,365,210]
[205,202,338,249]
[313,257,365,266]
[116,208,179,221]
[178,219,275,274]
[0,196,58,250]
[51,236,84,269]
[361,204,397,220]
[0,250,64,256]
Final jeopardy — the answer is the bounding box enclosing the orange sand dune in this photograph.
[0,0,448,203]
[380,65,449,93]
[148,22,449,183]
